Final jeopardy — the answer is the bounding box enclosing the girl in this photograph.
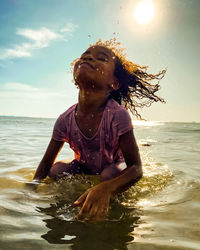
[33,39,166,220]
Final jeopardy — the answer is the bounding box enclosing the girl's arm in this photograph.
[33,138,64,181]
[75,129,142,220]
[104,129,142,194]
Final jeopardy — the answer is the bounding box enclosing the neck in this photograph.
[77,88,110,114]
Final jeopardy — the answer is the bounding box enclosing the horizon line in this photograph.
[0,115,199,123]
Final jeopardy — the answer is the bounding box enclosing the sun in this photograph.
[133,0,155,25]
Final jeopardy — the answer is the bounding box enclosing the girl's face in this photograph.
[73,45,117,91]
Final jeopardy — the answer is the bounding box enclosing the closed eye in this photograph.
[97,57,108,62]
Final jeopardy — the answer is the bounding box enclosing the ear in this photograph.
[110,76,120,90]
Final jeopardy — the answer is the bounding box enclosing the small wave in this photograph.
[132,120,165,127]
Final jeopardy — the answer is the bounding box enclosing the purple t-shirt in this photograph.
[52,99,133,174]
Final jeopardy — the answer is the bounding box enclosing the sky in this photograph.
[0,0,199,122]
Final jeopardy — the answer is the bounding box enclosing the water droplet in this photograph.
[101,71,104,74]
[89,128,92,132]
[91,114,94,118]
[92,85,95,88]
[96,68,99,71]
[63,172,69,176]
[78,65,81,68]
[112,56,116,60]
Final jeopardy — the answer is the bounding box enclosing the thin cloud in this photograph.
[60,22,78,34]
[0,81,77,117]
[2,82,39,92]
[0,22,77,60]
[16,27,60,44]
[0,82,72,102]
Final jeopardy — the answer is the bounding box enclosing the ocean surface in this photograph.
[0,116,199,250]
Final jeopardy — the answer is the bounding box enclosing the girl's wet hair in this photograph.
[113,55,166,120]
[72,38,166,120]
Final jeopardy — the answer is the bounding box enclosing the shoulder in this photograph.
[106,99,133,135]
[58,103,77,121]
[107,99,131,119]
[52,103,76,141]
[53,103,76,129]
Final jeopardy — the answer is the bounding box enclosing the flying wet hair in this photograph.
[72,38,166,120]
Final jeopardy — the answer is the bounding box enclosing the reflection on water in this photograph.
[40,208,139,249]
[36,171,168,249]
[35,175,144,249]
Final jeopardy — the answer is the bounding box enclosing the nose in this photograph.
[83,54,95,62]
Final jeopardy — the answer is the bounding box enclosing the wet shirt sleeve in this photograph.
[52,115,68,142]
[115,108,133,137]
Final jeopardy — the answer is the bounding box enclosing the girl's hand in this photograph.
[74,183,112,221]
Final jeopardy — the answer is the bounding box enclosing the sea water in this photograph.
[0,116,199,250]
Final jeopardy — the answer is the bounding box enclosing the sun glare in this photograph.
[133,0,155,25]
